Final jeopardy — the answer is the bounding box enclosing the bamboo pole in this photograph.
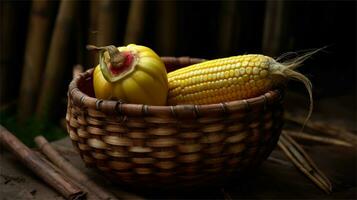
[0,125,86,200]
[36,0,79,120]
[124,0,146,44]
[262,0,289,56]
[218,1,236,56]
[0,1,19,105]
[18,0,56,122]
[97,0,120,46]
[86,0,100,68]
[75,8,85,66]
[35,136,118,200]
[156,0,177,56]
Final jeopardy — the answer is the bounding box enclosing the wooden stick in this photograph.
[35,136,118,200]
[36,0,79,120]
[285,112,357,146]
[278,133,332,194]
[283,130,353,147]
[124,0,146,44]
[18,0,56,122]
[0,125,86,200]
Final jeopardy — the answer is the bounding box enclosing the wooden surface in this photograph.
[1,139,356,199]
[1,93,356,199]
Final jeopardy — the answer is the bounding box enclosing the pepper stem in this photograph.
[86,45,125,68]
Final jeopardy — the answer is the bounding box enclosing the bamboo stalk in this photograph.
[86,0,100,68]
[278,133,332,194]
[18,0,56,122]
[156,1,177,55]
[124,0,146,44]
[35,136,118,200]
[285,112,357,146]
[262,0,289,56]
[0,1,19,105]
[75,11,85,66]
[36,0,79,120]
[218,1,236,56]
[0,125,86,200]
[97,0,120,46]
[284,130,353,147]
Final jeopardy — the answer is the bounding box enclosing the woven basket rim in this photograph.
[68,67,283,117]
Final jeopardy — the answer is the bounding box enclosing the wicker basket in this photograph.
[66,57,284,188]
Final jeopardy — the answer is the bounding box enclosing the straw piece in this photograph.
[285,112,357,146]
[35,136,118,200]
[0,125,86,200]
[36,0,79,120]
[278,133,332,194]
[284,134,332,190]
[267,156,292,166]
[284,130,353,147]
[18,0,56,122]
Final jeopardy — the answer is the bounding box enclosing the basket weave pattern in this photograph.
[66,57,284,187]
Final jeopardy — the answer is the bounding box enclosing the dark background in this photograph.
[0,0,356,144]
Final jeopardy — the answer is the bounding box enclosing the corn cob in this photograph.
[168,50,318,125]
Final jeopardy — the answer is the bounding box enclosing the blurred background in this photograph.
[0,0,356,146]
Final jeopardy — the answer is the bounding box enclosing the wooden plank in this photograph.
[58,138,357,199]
[1,135,355,199]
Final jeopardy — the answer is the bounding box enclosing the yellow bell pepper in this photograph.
[91,44,168,105]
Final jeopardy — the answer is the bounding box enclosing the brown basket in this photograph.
[66,57,284,188]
